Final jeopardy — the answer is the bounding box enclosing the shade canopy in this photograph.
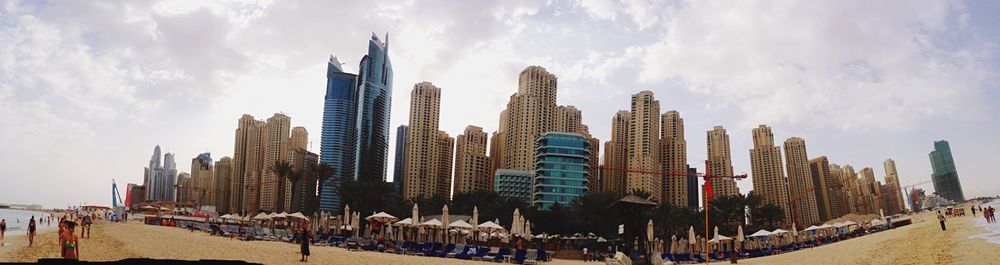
[478,221,505,233]
[749,230,772,237]
[366,212,398,223]
[448,219,473,229]
[421,219,443,227]
[804,225,820,231]
[220,214,234,219]
[253,213,272,220]
[287,212,308,220]
[395,218,414,227]
[771,229,788,234]
[610,194,659,208]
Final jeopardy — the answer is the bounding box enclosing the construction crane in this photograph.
[599,160,747,265]
[112,179,124,208]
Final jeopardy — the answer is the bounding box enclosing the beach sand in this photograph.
[1,211,997,264]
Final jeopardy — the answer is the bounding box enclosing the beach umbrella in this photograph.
[512,208,521,236]
[395,218,413,226]
[880,208,886,224]
[442,205,450,243]
[288,212,307,221]
[792,223,799,243]
[353,212,361,237]
[412,204,420,241]
[713,226,720,242]
[647,220,655,242]
[688,226,696,250]
[670,235,677,254]
[448,219,473,229]
[471,206,479,242]
[749,229,771,238]
[737,225,745,242]
[253,212,271,221]
[771,228,788,234]
[524,219,532,239]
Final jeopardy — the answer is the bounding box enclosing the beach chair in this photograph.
[475,247,498,261]
[513,249,527,264]
[456,246,477,259]
[522,249,538,265]
[448,245,470,258]
[538,249,549,262]
[491,247,511,262]
[440,244,462,257]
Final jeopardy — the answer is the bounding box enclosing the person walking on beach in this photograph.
[937,211,947,231]
[62,221,79,260]
[27,216,37,246]
[81,215,92,239]
[989,207,996,223]
[299,225,312,262]
[1,219,7,241]
[972,206,977,217]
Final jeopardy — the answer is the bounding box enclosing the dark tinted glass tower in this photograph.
[929,140,964,202]
[354,33,393,182]
[319,56,358,212]
[393,125,408,195]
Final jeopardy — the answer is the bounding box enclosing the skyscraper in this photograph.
[291,126,309,151]
[354,33,394,183]
[827,163,849,218]
[319,55,358,212]
[749,125,790,225]
[842,164,860,214]
[497,66,558,171]
[402,82,448,199]
[393,125,408,194]
[231,114,266,214]
[260,113,291,212]
[191,153,214,207]
[144,145,164,201]
[289,148,319,214]
[627,91,662,202]
[784,137,818,227]
[603,111,630,195]
[454,126,492,194]
[808,156,833,221]
[214,156,232,214]
[436,132,455,198]
[858,167,879,214]
[706,126,740,203]
[883,159,905,214]
[164,152,178,201]
[533,132,590,209]
[929,140,965,202]
[687,166,699,208]
[661,110,687,207]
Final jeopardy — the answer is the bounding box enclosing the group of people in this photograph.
[975,205,996,223]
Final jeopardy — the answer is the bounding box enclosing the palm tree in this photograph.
[269,160,293,212]
[311,163,336,213]
[758,203,785,230]
[287,168,304,212]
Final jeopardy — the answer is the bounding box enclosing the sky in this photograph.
[1,0,998,209]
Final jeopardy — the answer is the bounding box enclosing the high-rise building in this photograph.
[552,106,600,193]
[841,164,860,214]
[392,125,408,194]
[354,33,394,183]
[686,166,699,208]
[661,110,687,207]
[289,148,319,214]
[497,66,558,171]
[176,172,192,202]
[214,156,232,214]
[143,145,164,201]
[706,126,740,203]
[494,169,533,203]
[784,137,818,227]
[436,131,455,198]
[827,163,848,218]
[260,113,291,213]
[291,126,309,151]
[454,126,492,194]
[533,132,590,210]
[929,140,965,202]
[749,125,790,225]
[191,153,215,207]
[489,110,509,179]
[808,156,833,221]
[231,115,266,214]
[602,111,630,195]
[402,82,449,200]
[883,159,905,214]
[164,153,178,201]
[627,91,662,202]
[319,56,358,213]
[859,167,882,214]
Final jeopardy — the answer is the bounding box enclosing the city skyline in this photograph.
[2,1,999,209]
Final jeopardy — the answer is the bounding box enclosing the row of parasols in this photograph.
[646,219,874,255]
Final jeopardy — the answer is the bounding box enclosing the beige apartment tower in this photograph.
[290,126,309,151]
[191,155,215,207]
[784,137,819,227]
[883,159,905,214]
[706,126,740,204]
[214,156,232,213]
[841,164,860,215]
[497,66,558,171]
[661,110,688,207]
[260,113,291,213]
[627,91,663,202]
[436,132,455,198]
[602,111,630,195]
[808,156,834,221]
[454,126,491,194]
[402,82,451,200]
[232,114,267,214]
[827,163,849,218]
[749,125,791,225]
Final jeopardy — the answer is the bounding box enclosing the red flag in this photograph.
[705,177,714,200]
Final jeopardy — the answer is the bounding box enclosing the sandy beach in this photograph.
[1,211,997,264]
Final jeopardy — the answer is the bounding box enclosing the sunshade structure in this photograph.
[449,219,473,229]
[609,194,658,264]
[804,225,820,231]
[288,212,307,220]
[471,206,479,242]
[478,221,505,241]
[442,205,450,244]
[253,212,272,221]
[749,229,772,238]
[422,218,443,242]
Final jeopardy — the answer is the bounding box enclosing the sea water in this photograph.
[0,208,54,233]
[969,200,1000,244]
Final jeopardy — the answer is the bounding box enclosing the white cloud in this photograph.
[639,0,994,131]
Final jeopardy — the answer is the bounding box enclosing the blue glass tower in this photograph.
[392,125,408,195]
[533,132,590,210]
[319,55,358,212]
[354,33,393,182]
[929,140,964,202]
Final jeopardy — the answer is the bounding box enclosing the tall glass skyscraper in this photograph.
[354,33,394,182]
[533,132,590,210]
[319,55,358,212]
[929,140,965,202]
[392,125,408,195]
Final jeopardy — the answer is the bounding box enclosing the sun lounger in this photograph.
[538,249,549,262]
[522,249,538,265]
[440,243,462,257]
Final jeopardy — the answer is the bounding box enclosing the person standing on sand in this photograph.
[62,221,79,260]
[937,211,947,231]
[1,219,7,241]
[972,206,977,217]
[27,216,37,246]
[299,225,312,262]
